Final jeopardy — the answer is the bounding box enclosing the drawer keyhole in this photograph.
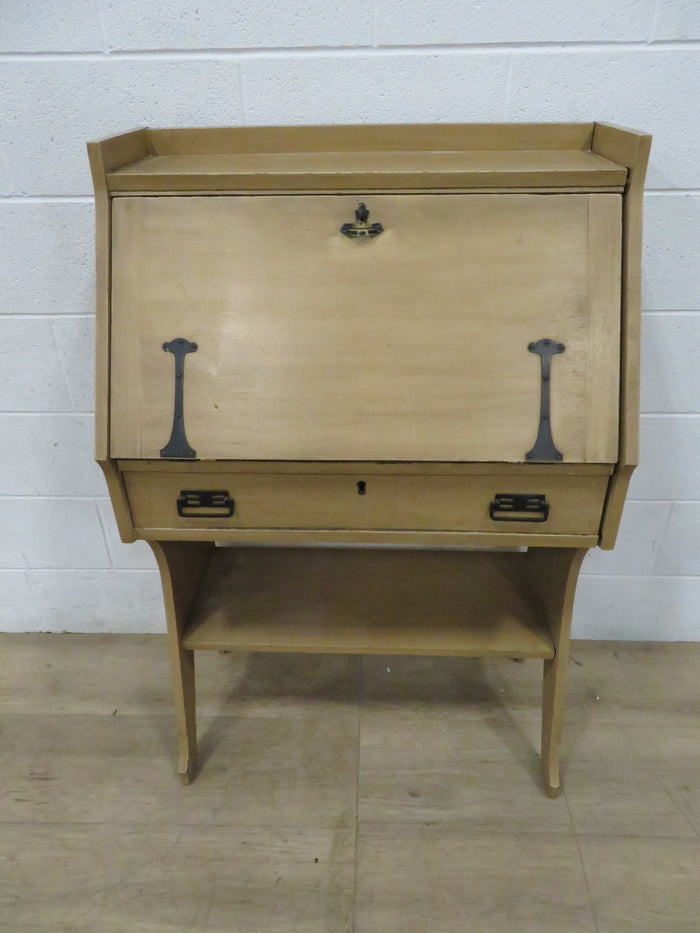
[357,481,367,495]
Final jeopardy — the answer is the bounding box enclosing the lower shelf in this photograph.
[182,547,554,659]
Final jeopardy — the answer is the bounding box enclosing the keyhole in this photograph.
[357,481,366,495]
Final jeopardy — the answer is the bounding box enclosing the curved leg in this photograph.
[541,656,568,798]
[526,547,588,797]
[174,645,196,785]
[149,541,215,783]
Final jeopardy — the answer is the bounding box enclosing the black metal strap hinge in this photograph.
[161,337,198,459]
[526,337,565,462]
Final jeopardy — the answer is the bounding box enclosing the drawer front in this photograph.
[111,192,621,464]
[124,471,608,536]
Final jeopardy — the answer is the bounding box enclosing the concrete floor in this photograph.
[1,635,699,931]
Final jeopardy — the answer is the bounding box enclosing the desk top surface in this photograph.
[91,122,642,193]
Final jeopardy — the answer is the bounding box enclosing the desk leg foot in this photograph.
[149,540,215,785]
[527,547,588,799]
[172,642,196,784]
[542,654,564,796]
[179,759,195,785]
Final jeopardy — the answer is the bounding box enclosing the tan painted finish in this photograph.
[119,458,613,476]
[584,194,622,461]
[147,122,598,154]
[124,469,609,536]
[592,124,652,548]
[599,463,635,550]
[98,459,136,544]
[182,548,555,659]
[87,130,149,465]
[527,547,588,796]
[149,541,214,783]
[87,129,150,540]
[111,185,626,198]
[110,192,621,463]
[88,122,650,791]
[155,540,588,794]
[136,529,600,548]
[108,148,627,192]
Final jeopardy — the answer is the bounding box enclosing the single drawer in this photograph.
[124,469,609,536]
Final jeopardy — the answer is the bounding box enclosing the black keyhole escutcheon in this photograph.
[357,481,367,495]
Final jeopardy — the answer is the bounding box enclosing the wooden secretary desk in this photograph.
[88,122,650,795]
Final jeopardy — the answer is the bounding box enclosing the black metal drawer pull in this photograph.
[177,490,235,518]
[489,493,549,523]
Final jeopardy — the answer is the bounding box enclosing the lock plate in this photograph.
[340,202,383,238]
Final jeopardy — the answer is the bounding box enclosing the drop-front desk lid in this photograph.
[110,190,621,463]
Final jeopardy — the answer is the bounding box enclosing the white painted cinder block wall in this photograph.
[1,2,699,638]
